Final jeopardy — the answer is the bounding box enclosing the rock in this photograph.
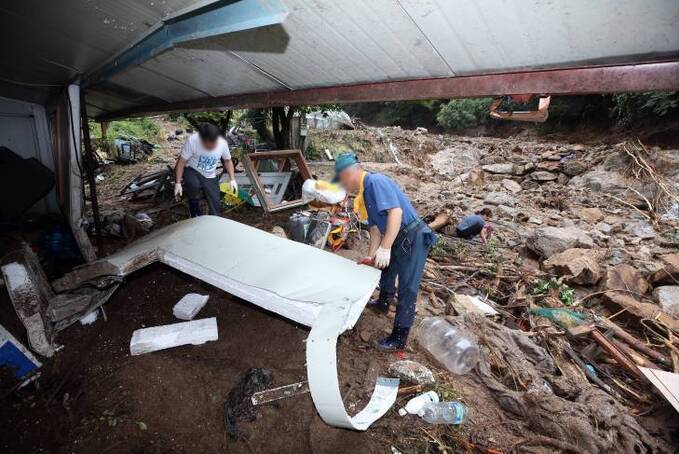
[495,204,517,218]
[602,265,679,330]
[578,207,604,224]
[359,328,371,343]
[606,264,648,296]
[649,253,679,285]
[432,146,480,177]
[568,170,628,194]
[271,225,288,239]
[557,173,570,185]
[529,171,558,182]
[501,178,522,193]
[654,149,679,175]
[653,286,679,317]
[595,222,612,234]
[543,248,603,285]
[561,160,588,177]
[484,191,516,206]
[623,220,655,240]
[528,217,543,225]
[388,360,436,386]
[527,226,594,258]
[482,163,514,174]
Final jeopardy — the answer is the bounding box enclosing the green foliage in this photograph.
[106,117,162,142]
[611,91,679,127]
[531,278,575,306]
[436,98,491,130]
[431,238,466,258]
[344,100,441,129]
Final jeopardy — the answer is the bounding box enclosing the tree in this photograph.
[244,105,342,149]
[183,110,233,136]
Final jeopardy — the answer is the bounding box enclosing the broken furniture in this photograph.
[52,216,398,430]
[1,244,118,357]
[220,172,291,207]
[120,166,174,200]
[241,150,312,213]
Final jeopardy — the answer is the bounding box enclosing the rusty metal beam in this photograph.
[97,61,679,120]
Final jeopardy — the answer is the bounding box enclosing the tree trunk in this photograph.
[272,106,294,149]
[218,110,232,136]
[250,108,273,145]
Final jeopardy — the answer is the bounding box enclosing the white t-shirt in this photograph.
[180,132,231,179]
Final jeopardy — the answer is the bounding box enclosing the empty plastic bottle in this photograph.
[418,401,468,425]
[416,317,479,374]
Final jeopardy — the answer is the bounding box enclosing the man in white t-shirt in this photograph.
[174,123,237,217]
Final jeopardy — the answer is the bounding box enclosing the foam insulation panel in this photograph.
[54,216,397,429]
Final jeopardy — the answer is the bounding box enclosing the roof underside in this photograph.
[1,0,679,119]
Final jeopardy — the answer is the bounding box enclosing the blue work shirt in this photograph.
[363,173,419,234]
[456,214,485,238]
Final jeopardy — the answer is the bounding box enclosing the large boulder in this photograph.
[653,286,679,317]
[543,248,603,285]
[527,226,594,258]
[568,170,628,194]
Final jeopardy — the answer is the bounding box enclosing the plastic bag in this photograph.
[302,179,346,204]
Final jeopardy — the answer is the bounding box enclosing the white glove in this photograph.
[174,183,183,200]
[374,246,391,269]
[229,179,238,193]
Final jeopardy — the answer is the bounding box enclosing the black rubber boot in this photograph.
[374,326,410,351]
[366,295,393,314]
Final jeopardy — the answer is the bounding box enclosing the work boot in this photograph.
[374,326,410,351]
[366,298,389,314]
[366,294,393,314]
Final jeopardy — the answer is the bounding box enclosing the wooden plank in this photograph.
[242,154,271,212]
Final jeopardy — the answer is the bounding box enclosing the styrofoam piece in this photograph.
[79,310,98,325]
[56,216,389,430]
[640,367,679,413]
[451,294,499,316]
[173,293,209,320]
[130,317,218,355]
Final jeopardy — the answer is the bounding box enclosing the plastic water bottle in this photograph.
[416,317,479,374]
[398,391,439,416]
[418,401,468,425]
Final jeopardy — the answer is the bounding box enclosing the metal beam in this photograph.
[97,61,679,121]
[83,0,289,87]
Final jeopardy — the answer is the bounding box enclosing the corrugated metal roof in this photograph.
[1,0,678,117]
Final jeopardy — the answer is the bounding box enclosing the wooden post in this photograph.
[79,91,103,245]
[100,121,110,158]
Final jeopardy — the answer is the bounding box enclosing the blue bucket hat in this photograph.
[333,152,358,181]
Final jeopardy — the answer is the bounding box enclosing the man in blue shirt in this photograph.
[455,208,493,243]
[335,152,437,350]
